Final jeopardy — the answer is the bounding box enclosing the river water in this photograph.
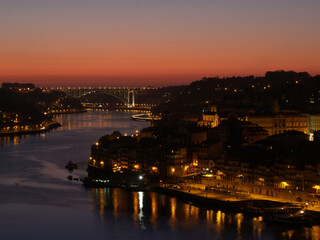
[0,111,319,240]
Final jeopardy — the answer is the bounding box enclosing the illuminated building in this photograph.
[166,147,188,177]
[247,113,308,136]
[198,105,219,128]
[308,114,320,133]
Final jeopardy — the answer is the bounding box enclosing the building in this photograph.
[197,139,223,170]
[308,114,320,133]
[166,147,189,177]
[241,122,268,144]
[198,105,219,128]
[247,113,308,136]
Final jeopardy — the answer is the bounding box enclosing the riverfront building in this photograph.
[211,131,320,196]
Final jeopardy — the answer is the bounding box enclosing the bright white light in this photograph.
[309,133,314,142]
[139,175,143,180]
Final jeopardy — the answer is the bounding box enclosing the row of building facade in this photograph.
[198,109,320,137]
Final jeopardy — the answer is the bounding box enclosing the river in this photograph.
[0,111,318,240]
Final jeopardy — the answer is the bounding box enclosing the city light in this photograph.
[280,181,289,188]
[203,174,213,177]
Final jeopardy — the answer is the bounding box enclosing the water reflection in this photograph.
[252,216,264,239]
[112,188,120,218]
[170,197,176,220]
[215,210,225,236]
[0,135,29,148]
[138,191,145,229]
[89,187,273,239]
[132,191,145,228]
[99,188,105,218]
[206,209,214,224]
[54,111,138,132]
[54,113,113,131]
[150,192,158,230]
[280,226,320,240]
[235,213,243,239]
[282,230,295,239]
[88,187,320,239]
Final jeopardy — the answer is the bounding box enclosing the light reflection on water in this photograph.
[88,186,320,239]
[54,111,136,131]
[90,187,262,239]
[0,135,29,148]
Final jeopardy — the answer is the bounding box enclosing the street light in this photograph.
[313,185,320,194]
[280,181,289,188]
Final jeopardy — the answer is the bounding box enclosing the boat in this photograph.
[65,161,78,171]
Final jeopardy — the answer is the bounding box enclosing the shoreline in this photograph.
[80,176,320,221]
[50,109,87,115]
[155,186,320,223]
[81,176,300,210]
[0,122,61,137]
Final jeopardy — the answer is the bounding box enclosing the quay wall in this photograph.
[200,178,317,205]
[155,187,238,211]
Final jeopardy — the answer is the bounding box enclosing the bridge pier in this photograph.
[127,90,135,107]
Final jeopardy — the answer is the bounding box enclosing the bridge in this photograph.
[66,87,136,107]
[42,87,151,107]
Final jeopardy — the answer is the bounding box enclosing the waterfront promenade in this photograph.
[161,182,320,213]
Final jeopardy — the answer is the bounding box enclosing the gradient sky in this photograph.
[1,0,319,86]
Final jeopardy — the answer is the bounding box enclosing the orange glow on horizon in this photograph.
[1,1,319,86]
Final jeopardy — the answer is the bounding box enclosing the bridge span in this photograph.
[40,86,159,108]
[66,87,136,107]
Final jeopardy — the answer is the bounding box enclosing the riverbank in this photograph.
[79,175,309,212]
[78,177,320,224]
[0,122,61,137]
[131,113,161,121]
[50,109,87,115]
[160,183,320,209]
[154,185,320,225]
[156,185,291,208]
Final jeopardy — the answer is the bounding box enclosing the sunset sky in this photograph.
[1,0,319,86]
